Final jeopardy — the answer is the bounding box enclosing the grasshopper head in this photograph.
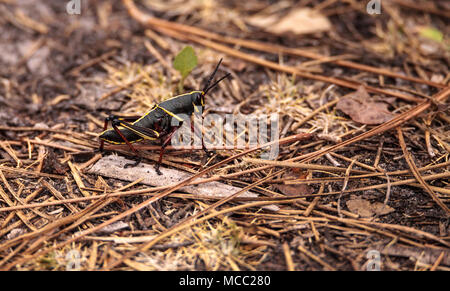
[192,91,204,107]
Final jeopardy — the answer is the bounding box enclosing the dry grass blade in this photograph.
[123,0,445,89]
[98,74,144,101]
[242,157,370,174]
[337,160,356,217]
[297,245,336,271]
[396,128,450,215]
[283,242,295,271]
[1,133,310,269]
[68,161,91,197]
[0,165,64,179]
[290,87,450,165]
[1,0,449,271]
[68,50,117,76]
[0,194,114,269]
[389,0,450,18]
[430,251,446,271]
[0,141,22,167]
[107,194,316,270]
[42,180,79,213]
[154,26,423,103]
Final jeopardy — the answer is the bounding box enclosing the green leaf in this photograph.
[173,46,198,79]
[419,27,443,42]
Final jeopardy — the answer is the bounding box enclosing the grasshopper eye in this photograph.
[194,92,203,105]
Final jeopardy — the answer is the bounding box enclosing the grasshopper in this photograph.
[99,59,230,174]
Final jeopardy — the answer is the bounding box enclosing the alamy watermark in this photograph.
[66,0,81,15]
[367,0,381,15]
[65,250,81,270]
[169,108,280,160]
[366,250,381,271]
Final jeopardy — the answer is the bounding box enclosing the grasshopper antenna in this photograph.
[202,58,231,96]
[202,58,227,94]
[202,58,223,94]
[203,72,231,96]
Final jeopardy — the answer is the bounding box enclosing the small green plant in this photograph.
[173,46,198,93]
[419,27,443,42]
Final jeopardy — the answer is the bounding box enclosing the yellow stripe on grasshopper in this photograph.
[156,105,184,122]
[193,102,200,113]
[99,130,144,145]
[119,123,159,140]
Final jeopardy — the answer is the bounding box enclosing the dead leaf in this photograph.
[375,245,450,266]
[42,148,68,175]
[370,202,395,216]
[6,228,25,240]
[99,221,129,234]
[336,86,396,124]
[274,184,312,196]
[247,8,331,35]
[87,155,279,211]
[227,59,247,72]
[346,198,394,217]
[274,169,312,196]
[346,199,373,217]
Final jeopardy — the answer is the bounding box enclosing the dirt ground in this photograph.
[0,0,449,271]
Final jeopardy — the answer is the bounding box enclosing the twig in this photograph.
[0,165,65,179]
[242,157,370,174]
[0,141,22,167]
[123,0,445,90]
[1,171,448,213]
[291,99,339,131]
[430,251,446,271]
[282,242,295,271]
[154,25,423,103]
[98,74,144,101]
[297,245,336,271]
[387,0,450,18]
[2,133,310,268]
[397,128,449,214]
[68,161,91,197]
[0,176,38,232]
[338,160,355,217]
[68,50,117,76]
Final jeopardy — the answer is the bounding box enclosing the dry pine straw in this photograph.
[0,0,449,270]
[1,81,449,270]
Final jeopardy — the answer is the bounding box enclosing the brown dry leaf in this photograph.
[87,155,279,211]
[247,8,331,35]
[274,184,311,196]
[274,169,312,196]
[227,59,247,72]
[42,148,68,175]
[346,198,394,217]
[98,221,129,234]
[336,86,396,124]
[371,202,396,216]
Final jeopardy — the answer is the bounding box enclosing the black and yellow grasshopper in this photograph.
[99,59,230,175]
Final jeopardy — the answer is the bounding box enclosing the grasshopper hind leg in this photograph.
[108,119,146,169]
[154,125,181,175]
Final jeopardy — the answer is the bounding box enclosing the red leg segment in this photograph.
[155,126,180,175]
